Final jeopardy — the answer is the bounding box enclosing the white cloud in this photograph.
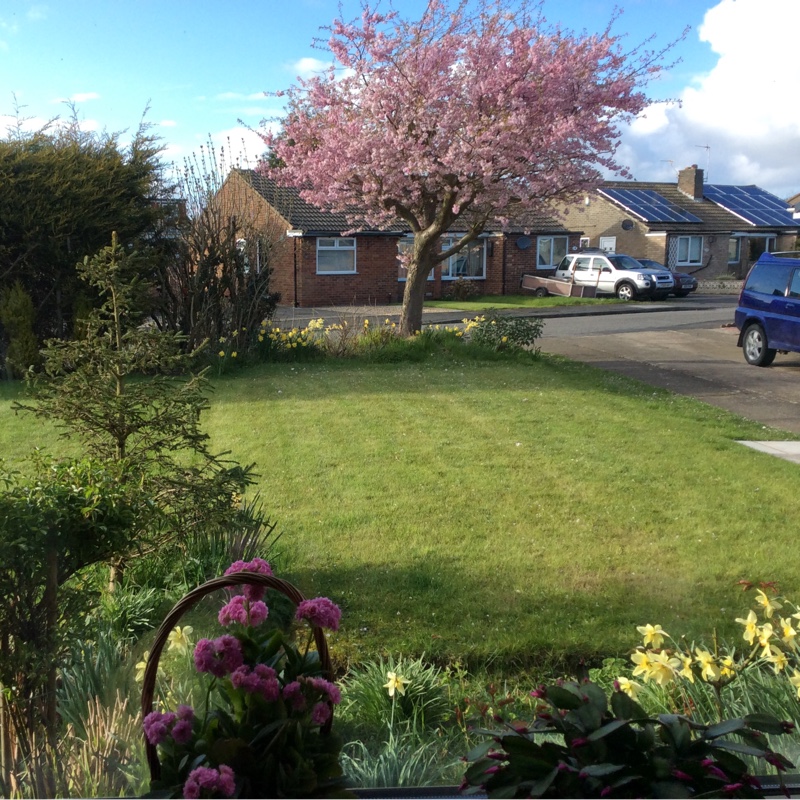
[618,0,800,198]
[215,91,269,101]
[159,119,177,128]
[69,92,100,103]
[288,57,332,78]
[27,6,47,21]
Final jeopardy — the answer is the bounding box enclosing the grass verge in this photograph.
[3,352,799,675]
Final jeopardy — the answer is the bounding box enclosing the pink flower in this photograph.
[225,558,273,601]
[143,710,175,745]
[217,765,236,797]
[283,680,307,711]
[311,701,331,726]
[295,597,341,631]
[171,719,193,744]
[218,595,249,626]
[193,635,244,678]
[183,765,236,799]
[248,600,269,626]
[306,676,342,705]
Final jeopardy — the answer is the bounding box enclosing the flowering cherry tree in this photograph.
[263,0,669,335]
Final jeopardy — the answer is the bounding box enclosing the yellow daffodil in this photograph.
[383,671,411,698]
[218,350,225,358]
[736,609,759,645]
[630,650,653,680]
[678,653,696,683]
[647,650,680,686]
[720,655,736,679]
[231,351,237,358]
[616,677,642,699]
[779,617,798,648]
[695,647,721,682]
[755,589,782,618]
[167,625,193,654]
[766,646,788,674]
[790,669,800,699]
[258,335,264,342]
[636,623,668,649]
[758,623,775,657]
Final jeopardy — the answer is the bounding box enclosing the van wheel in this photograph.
[616,282,635,301]
[534,287,548,297]
[743,323,776,366]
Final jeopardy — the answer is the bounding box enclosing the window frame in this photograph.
[439,237,486,280]
[537,235,569,269]
[316,237,357,274]
[676,235,703,267]
[397,237,433,282]
[728,237,741,264]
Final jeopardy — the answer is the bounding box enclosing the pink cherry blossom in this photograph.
[262,0,671,335]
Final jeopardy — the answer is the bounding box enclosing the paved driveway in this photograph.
[540,324,800,434]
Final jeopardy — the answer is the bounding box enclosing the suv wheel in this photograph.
[743,323,776,367]
[616,282,636,301]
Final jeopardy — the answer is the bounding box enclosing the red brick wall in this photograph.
[294,235,405,306]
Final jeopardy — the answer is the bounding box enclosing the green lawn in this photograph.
[426,294,621,311]
[2,354,798,675]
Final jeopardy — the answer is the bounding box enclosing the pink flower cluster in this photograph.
[224,557,273,601]
[143,704,194,746]
[218,594,269,627]
[183,764,236,799]
[230,664,280,702]
[194,635,244,678]
[295,597,341,631]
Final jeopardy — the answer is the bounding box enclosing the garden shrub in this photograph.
[443,277,481,302]
[0,280,41,378]
[465,308,543,352]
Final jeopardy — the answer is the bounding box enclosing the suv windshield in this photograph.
[607,255,644,271]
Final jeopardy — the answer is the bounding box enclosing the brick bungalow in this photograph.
[554,166,800,278]
[215,169,582,307]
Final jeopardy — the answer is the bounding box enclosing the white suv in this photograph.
[555,252,674,301]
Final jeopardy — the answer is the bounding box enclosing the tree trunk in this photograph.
[399,240,436,337]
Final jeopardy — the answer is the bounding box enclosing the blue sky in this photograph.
[2,0,798,197]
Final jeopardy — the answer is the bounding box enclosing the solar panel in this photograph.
[703,185,800,228]
[599,188,703,224]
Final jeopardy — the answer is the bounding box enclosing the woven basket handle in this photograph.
[141,572,333,782]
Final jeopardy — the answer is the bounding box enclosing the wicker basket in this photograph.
[140,572,333,783]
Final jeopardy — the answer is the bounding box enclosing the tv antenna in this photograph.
[660,159,675,177]
[695,145,710,180]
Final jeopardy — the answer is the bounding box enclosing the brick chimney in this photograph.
[678,164,704,200]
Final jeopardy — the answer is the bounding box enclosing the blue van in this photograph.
[735,252,800,366]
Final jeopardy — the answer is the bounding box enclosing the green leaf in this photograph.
[712,739,771,757]
[611,690,649,721]
[580,763,625,777]
[545,685,583,710]
[466,739,496,762]
[524,766,559,797]
[587,719,630,741]
[705,718,746,739]
[744,712,790,735]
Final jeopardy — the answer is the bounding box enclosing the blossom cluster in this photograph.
[618,587,800,700]
[144,558,345,798]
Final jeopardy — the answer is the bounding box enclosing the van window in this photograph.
[789,270,800,299]
[745,263,791,296]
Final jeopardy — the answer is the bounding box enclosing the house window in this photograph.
[728,237,741,264]
[236,238,262,274]
[537,236,568,268]
[579,237,591,249]
[676,235,703,266]
[440,237,485,279]
[317,237,356,273]
[397,237,433,281]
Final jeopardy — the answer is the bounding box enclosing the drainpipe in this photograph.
[293,238,298,307]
